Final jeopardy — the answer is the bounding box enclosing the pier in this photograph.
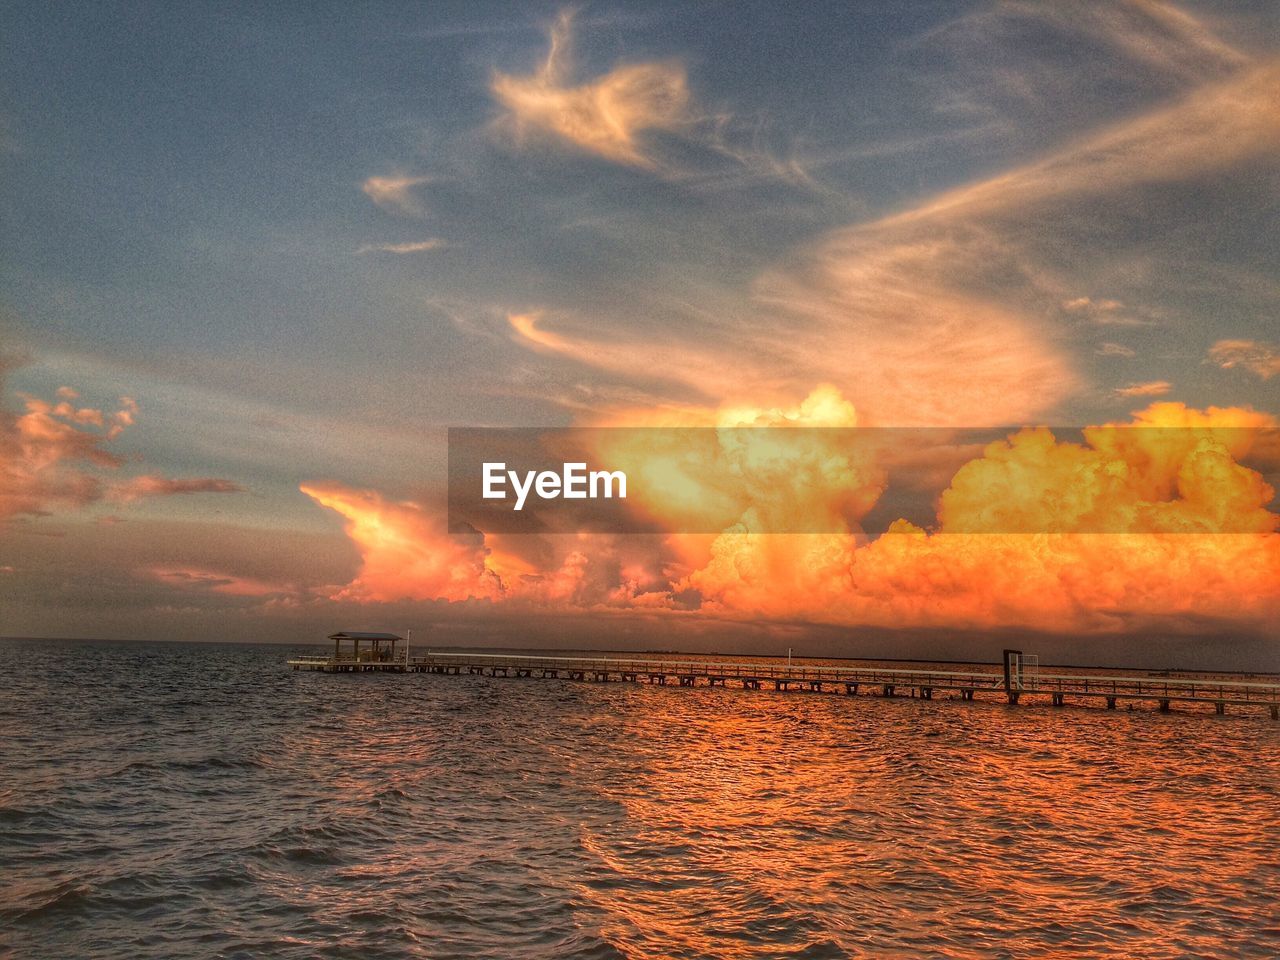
[288,642,1280,719]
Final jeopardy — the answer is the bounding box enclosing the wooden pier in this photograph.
[288,647,1280,720]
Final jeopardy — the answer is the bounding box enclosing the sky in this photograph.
[1,1,1278,666]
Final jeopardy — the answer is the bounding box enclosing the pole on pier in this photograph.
[788,647,792,669]
[406,628,411,670]
[1002,649,1022,704]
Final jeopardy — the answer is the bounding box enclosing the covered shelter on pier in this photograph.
[328,631,404,664]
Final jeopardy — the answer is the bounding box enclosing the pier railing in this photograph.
[287,650,1280,717]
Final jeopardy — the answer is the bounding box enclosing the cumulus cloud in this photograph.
[305,385,1279,636]
[1115,380,1172,398]
[675,397,1279,634]
[938,402,1277,534]
[1209,339,1280,380]
[299,479,673,611]
[300,482,503,603]
[361,174,432,215]
[491,11,690,168]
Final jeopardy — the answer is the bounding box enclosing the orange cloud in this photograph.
[1,371,241,522]
[1209,339,1280,380]
[300,482,503,603]
[940,404,1277,535]
[491,12,690,168]
[300,479,675,611]
[592,385,885,535]
[2,380,125,519]
[110,475,244,502]
[679,400,1279,633]
[1114,381,1172,398]
[307,384,1278,637]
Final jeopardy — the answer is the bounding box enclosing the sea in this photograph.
[2,638,1278,959]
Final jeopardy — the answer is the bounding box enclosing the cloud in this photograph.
[487,9,1278,430]
[298,479,670,610]
[1062,297,1155,326]
[361,174,432,215]
[1114,380,1172,398]
[147,566,289,598]
[906,0,1247,137]
[300,482,503,603]
[110,476,244,502]
[506,311,754,403]
[754,229,1079,425]
[501,27,1280,427]
[1209,339,1280,380]
[938,402,1278,534]
[355,239,447,255]
[758,62,1278,422]
[305,385,1279,637]
[2,379,124,520]
[491,11,690,168]
[0,367,241,522]
[1064,297,1123,312]
[889,58,1280,225]
[675,397,1279,634]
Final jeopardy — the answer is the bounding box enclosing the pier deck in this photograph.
[288,651,1280,719]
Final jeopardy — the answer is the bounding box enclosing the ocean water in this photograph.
[2,639,1278,959]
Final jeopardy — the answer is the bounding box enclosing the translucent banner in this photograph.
[447,427,1280,535]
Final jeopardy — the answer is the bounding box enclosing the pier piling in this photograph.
[287,651,1280,720]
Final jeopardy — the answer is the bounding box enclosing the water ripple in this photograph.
[1,639,1277,958]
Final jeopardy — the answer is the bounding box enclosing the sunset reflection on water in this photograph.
[2,640,1278,959]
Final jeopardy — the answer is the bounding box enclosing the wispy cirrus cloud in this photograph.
[491,11,690,168]
[1209,339,1280,380]
[1061,297,1157,327]
[887,58,1280,227]
[361,174,432,215]
[110,476,244,502]
[502,6,1276,426]
[355,239,447,255]
[1115,380,1173,398]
